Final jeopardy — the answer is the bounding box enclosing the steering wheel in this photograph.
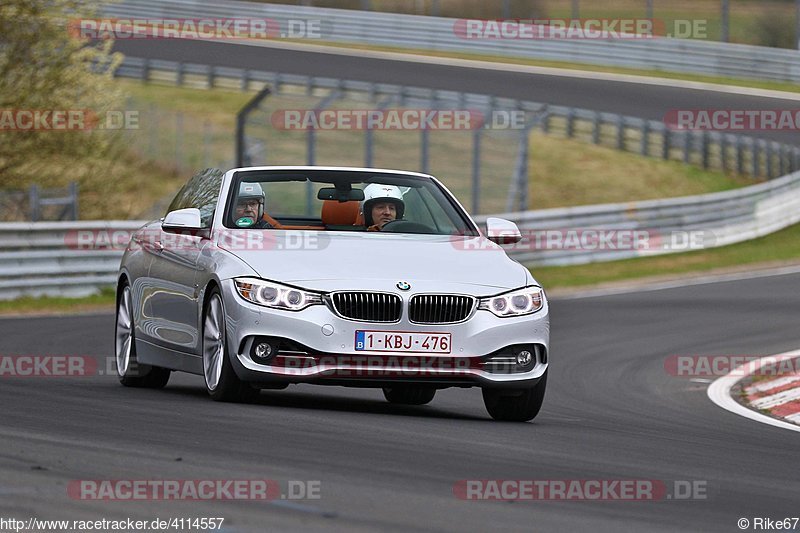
[380,220,437,234]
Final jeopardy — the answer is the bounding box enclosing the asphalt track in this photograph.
[2,273,799,532]
[113,39,800,144]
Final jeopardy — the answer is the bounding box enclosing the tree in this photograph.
[0,0,124,192]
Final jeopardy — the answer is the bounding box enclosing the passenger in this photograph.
[361,184,405,231]
[233,182,274,229]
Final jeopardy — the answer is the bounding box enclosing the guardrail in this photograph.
[0,221,145,300]
[106,0,800,83]
[4,169,800,299]
[474,169,800,266]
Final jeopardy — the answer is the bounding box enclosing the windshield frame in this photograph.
[222,168,480,236]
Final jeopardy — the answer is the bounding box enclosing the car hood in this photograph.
[217,230,528,294]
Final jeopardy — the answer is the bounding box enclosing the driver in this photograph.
[233,182,274,229]
[361,183,405,231]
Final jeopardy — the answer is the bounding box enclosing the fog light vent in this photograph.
[250,336,279,363]
[516,350,533,367]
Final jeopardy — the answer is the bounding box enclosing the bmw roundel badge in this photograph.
[396,281,411,291]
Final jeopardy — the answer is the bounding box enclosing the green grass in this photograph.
[0,287,116,316]
[531,221,800,290]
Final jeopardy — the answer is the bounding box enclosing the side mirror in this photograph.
[162,208,202,233]
[486,217,522,244]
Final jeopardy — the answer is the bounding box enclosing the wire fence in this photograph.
[0,183,79,223]
[115,57,800,216]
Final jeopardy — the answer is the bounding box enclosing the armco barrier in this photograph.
[3,170,800,299]
[104,0,800,83]
[474,170,800,266]
[0,221,146,300]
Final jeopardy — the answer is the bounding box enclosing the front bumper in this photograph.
[220,279,550,388]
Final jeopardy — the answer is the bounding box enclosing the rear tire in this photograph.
[482,371,547,422]
[202,288,259,403]
[115,283,171,389]
[382,386,436,405]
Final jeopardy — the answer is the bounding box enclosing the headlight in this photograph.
[478,286,544,317]
[234,277,323,311]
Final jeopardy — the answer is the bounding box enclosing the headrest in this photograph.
[321,200,360,225]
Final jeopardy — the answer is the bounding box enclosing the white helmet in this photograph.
[361,184,405,226]
[237,182,265,221]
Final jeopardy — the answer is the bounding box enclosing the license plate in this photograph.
[355,331,451,354]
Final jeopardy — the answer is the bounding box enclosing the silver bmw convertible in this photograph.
[115,166,550,421]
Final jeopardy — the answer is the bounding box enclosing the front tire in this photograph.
[202,288,259,403]
[382,386,436,405]
[482,371,547,422]
[115,283,171,388]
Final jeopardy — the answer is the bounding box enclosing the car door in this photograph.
[146,169,224,355]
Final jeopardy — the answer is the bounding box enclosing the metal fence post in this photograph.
[592,112,601,144]
[203,120,212,168]
[752,140,760,177]
[720,134,728,172]
[796,0,800,50]
[148,104,158,161]
[616,115,625,150]
[175,112,184,171]
[176,61,184,86]
[420,126,430,174]
[364,125,374,168]
[69,181,79,220]
[683,132,691,164]
[640,121,650,156]
[721,0,730,42]
[566,108,576,138]
[207,65,215,89]
[236,85,272,167]
[701,131,710,169]
[29,185,40,222]
[471,128,482,214]
[662,128,670,160]
[779,145,787,176]
[507,123,533,213]
[736,136,744,174]
[766,142,774,178]
[241,69,250,92]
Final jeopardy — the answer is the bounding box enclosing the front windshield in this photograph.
[224,169,478,236]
